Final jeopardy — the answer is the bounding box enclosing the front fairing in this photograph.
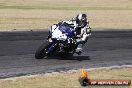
[48,22,76,42]
[57,22,75,38]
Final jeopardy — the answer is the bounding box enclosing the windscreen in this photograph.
[58,22,75,37]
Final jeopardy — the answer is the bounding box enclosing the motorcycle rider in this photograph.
[63,13,91,54]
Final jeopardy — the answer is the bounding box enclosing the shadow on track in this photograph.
[43,56,90,61]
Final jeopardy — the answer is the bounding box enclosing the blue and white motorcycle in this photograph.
[35,22,80,59]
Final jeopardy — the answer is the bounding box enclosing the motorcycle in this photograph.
[35,22,80,59]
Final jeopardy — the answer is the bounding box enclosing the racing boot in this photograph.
[76,44,83,55]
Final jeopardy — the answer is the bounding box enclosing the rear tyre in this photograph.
[35,43,51,59]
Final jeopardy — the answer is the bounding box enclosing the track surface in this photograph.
[0,30,132,78]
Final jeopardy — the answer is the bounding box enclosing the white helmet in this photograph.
[76,13,87,27]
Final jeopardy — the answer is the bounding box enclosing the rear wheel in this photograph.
[35,43,51,59]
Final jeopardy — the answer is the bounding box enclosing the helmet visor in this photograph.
[76,18,87,27]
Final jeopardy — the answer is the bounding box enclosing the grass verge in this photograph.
[0,0,132,30]
[0,67,132,88]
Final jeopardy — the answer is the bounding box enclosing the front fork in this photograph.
[47,44,55,53]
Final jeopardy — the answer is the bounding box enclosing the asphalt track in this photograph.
[0,30,132,79]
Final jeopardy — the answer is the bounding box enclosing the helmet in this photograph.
[76,13,87,27]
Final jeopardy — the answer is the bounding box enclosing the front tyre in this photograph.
[35,43,51,59]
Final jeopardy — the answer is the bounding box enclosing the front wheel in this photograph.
[35,43,51,59]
